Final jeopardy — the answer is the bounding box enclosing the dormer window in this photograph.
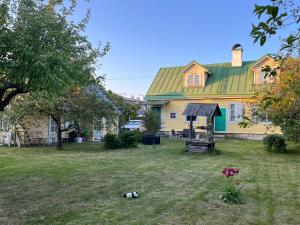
[182,61,209,88]
[194,75,200,85]
[259,70,266,83]
[252,56,277,85]
[187,75,193,86]
[187,74,201,87]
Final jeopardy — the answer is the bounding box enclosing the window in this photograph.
[187,75,193,86]
[49,117,57,133]
[187,74,203,86]
[230,104,236,122]
[94,118,102,131]
[259,70,266,83]
[170,112,176,119]
[229,103,244,122]
[251,106,270,124]
[0,117,7,131]
[194,75,200,85]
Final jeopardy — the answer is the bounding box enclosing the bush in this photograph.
[143,109,161,133]
[263,134,286,153]
[119,131,136,148]
[103,133,121,149]
[133,130,143,143]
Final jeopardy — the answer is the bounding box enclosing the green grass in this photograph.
[0,139,300,225]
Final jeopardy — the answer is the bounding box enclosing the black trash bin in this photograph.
[142,134,160,145]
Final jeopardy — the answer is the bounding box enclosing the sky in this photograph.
[74,0,284,99]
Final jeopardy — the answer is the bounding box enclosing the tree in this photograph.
[239,59,300,141]
[143,109,161,134]
[255,59,300,142]
[251,0,300,56]
[246,1,300,141]
[107,90,140,129]
[0,0,109,111]
[5,85,116,149]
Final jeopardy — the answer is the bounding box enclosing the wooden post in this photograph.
[211,116,214,141]
[189,119,193,140]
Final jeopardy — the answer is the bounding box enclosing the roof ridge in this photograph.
[159,60,257,69]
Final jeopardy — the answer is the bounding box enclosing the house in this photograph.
[0,85,120,146]
[123,96,147,118]
[145,44,281,139]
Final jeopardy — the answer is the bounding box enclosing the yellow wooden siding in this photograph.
[162,99,281,134]
[19,116,49,144]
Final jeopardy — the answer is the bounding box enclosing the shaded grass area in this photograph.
[0,139,300,225]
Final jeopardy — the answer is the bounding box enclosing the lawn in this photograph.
[0,139,300,225]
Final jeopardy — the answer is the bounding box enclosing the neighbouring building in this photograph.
[123,96,147,118]
[145,44,281,139]
[0,85,120,146]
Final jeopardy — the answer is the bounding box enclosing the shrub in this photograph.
[119,131,136,148]
[133,130,143,143]
[263,134,286,153]
[103,133,121,149]
[143,109,161,133]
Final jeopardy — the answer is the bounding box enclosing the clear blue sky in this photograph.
[75,0,282,98]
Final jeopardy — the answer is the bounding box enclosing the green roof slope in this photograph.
[145,61,261,100]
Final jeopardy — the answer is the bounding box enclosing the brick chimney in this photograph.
[231,44,243,67]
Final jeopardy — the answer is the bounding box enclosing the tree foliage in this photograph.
[4,85,116,149]
[143,109,161,134]
[252,59,300,142]
[0,0,109,110]
[251,0,300,55]
[107,90,140,128]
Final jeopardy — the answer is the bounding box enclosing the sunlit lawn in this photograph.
[0,139,300,225]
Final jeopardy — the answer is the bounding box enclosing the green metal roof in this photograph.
[145,61,263,100]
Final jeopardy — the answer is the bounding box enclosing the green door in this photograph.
[151,107,161,115]
[214,108,226,132]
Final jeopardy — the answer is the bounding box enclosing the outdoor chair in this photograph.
[171,129,182,138]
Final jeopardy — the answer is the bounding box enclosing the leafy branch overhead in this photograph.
[251,0,300,54]
[0,0,109,110]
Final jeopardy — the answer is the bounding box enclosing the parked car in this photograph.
[121,120,144,131]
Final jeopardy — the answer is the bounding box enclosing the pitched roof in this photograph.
[183,103,222,117]
[145,60,263,100]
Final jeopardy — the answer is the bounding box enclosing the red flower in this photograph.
[222,168,239,177]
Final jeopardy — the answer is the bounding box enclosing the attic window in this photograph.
[259,71,266,83]
[187,74,201,87]
[194,75,200,85]
[187,75,193,86]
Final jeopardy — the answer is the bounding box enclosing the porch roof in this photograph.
[182,103,222,117]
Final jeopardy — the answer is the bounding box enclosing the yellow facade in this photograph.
[146,46,282,138]
[161,98,281,136]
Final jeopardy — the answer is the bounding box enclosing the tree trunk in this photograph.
[52,116,63,150]
[57,126,62,150]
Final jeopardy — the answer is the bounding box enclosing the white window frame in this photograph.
[169,112,177,119]
[49,117,57,133]
[187,75,193,86]
[229,104,236,122]
[251,105,272,124]
[194,74,200,85]
[228,103,244,123]
[187,74,202,87]
[259,70,266,83]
